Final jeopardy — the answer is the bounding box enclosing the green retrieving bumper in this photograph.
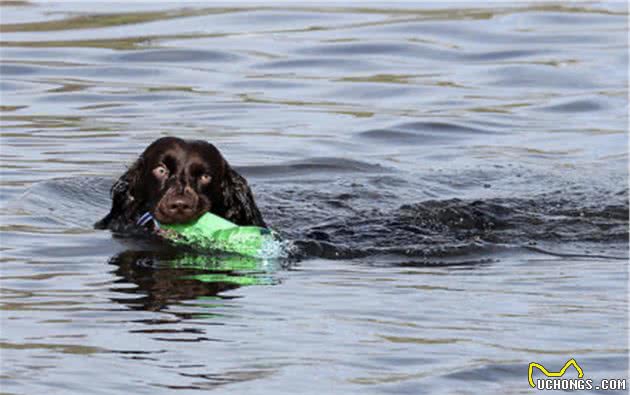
[160,212,280,258]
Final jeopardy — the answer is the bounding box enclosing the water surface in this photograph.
[0,2,628,394]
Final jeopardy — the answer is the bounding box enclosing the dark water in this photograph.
[1,3,628,394]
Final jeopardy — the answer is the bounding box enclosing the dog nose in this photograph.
[167,198,192,213]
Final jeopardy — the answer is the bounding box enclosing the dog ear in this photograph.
[95,157,144,229]
[219,166,266,227]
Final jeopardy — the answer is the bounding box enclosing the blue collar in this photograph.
[137,212,160,230]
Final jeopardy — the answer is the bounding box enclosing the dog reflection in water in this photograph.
[108,250,279,312]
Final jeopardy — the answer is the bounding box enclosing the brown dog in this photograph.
[95,137,265,230]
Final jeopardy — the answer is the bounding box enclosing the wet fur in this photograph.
[95,138,265,231]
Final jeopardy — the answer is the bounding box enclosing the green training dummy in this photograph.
[137,211,281,258]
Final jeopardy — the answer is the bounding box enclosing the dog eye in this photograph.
[200,174,211,184]
[152,165,169,179]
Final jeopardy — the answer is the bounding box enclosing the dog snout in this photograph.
[155,186,201,224]
[163,193,196,218]
[167,197,192,213]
